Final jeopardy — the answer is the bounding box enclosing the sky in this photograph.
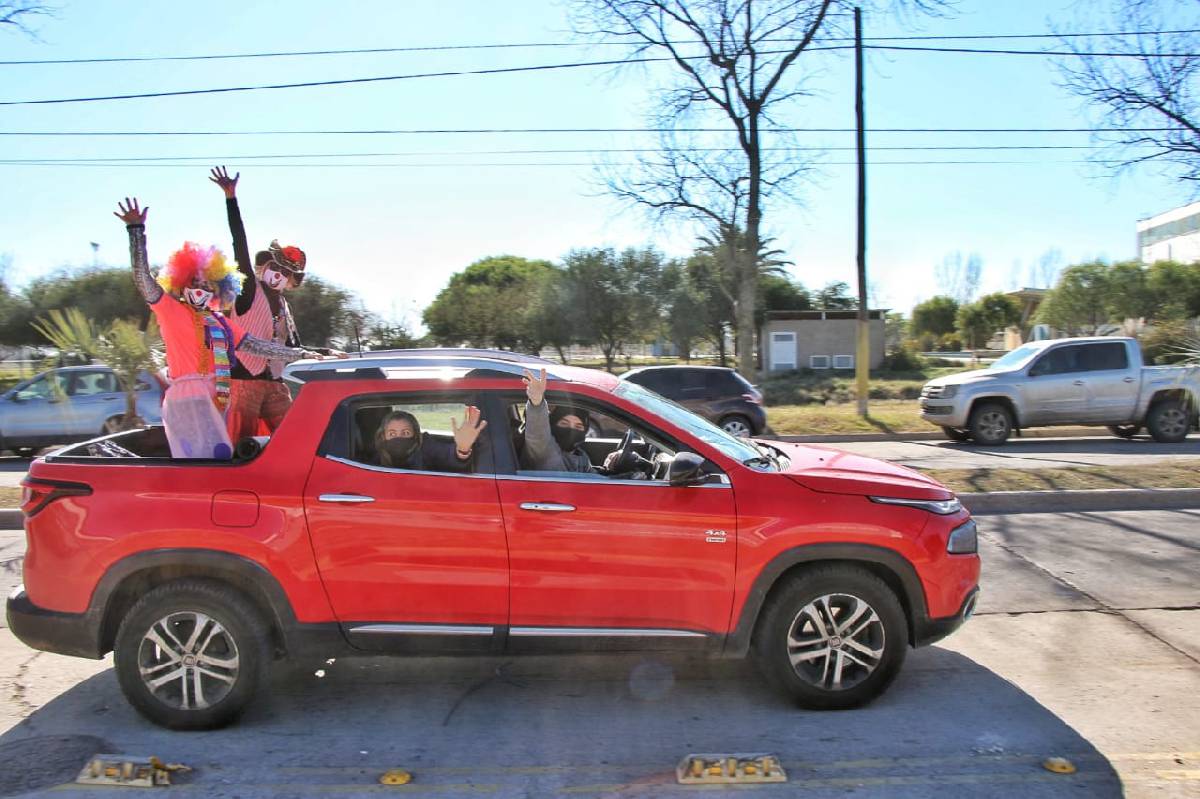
[0,0,1195,332]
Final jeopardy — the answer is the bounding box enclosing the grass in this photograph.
[921,460,1200,494]
[0,487,21,507]
[760,366,970,406]
[767,400,938,436]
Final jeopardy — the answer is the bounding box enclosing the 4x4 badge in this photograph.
[705,530,728,543]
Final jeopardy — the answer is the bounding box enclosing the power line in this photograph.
[2,29,1196,66]
[0,159,1108,168]
[0,144,1137,164]
[867,44,1200,57]
[0,127,1177,136]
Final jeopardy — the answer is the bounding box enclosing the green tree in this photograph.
[31,308,162,431]
[0,276,36,346]
[525,270,575,362]
[911,296,960,341]
[815,281,857,310]
[958,292,1022,349]
[1145,260,1200,320]
[1104,260,1154,322]
[423,256,559,352]
[562,247,663,372]
[661,261,707,362]
[286,275,361,348]
[684,253,734,366]
[1036,261,1114,335]
[24,267,148,331]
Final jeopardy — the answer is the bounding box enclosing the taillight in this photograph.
[742,392,763,405]
[20,479,92,518]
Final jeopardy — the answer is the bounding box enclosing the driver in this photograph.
[520,369,592,473]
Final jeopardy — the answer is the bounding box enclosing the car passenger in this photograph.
[373,408,486,472]
[520,368,593,473]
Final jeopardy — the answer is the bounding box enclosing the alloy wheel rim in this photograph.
[979,411,1009,441]
[723,419,751,437]
[786,593,885,691]
[137,611,240,711]
[1158,408,1188,438]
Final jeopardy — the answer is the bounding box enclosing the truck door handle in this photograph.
[520,502,576,513]
[1073,380,1085,386]
[318,494,375,504]
[1123,377,1136,383]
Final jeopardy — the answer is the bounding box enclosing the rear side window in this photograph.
[1079,342,1129,372]
[626,370,670,395]
[704,370,744,396]
[72,371,119,395]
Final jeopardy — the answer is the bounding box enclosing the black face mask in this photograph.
[383,436,420,465]
[552,426,586,452]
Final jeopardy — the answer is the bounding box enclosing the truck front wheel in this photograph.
[113,579,270,730]
[751,565,908,710]
[968,402,1013,446]
[1146,400,1191,443]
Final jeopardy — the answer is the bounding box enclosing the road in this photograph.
[828,435,1200,470]
[0,510,1197,797]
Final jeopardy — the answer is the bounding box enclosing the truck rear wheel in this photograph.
[114,579,270,730]
[968,402,1012,446]
[751,565,907,710]
[1146,400,1191,443]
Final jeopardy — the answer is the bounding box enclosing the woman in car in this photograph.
[374,407,487,472]
[521,368,595,473]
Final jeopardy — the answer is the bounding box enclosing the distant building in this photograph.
[761,310,886,373]
[1137,201,1200,263]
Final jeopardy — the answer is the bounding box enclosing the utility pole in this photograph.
[853,6,870,418]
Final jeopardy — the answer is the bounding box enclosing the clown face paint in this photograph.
[263,268,288,290]
[183,286,214,309]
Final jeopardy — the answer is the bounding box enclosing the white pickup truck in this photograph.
[919,336,1199,445]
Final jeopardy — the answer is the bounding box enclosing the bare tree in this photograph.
[934,251,982,304]
[0,1,55,38]
[574,0,943,376]
[1057,0,1200,183]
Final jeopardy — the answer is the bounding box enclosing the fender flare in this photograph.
[723,543,930,657]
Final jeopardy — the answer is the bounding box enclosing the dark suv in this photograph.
[620,366,767,437]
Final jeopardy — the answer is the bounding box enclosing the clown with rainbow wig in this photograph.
[115,198,323,459]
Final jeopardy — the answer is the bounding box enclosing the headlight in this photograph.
[947,519,978,554]
[939,385,958,399]
[869,495,963,515]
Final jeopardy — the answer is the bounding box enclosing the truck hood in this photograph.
[763,441,954,500]
[926,367,1019,388]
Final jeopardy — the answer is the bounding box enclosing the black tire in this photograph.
[968,402,1013,446]
[719,414,754,438]
[13,447,36,459]
[940,426,971,443]
[751,565,908,710]
[1107,424,1141,440]
[1146,400,1191,444]
[113,579,271,730]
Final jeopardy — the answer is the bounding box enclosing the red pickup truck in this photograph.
[8,352,979,729]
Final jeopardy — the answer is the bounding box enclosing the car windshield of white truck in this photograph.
[614,379,762,464]
[990,343,1041,371]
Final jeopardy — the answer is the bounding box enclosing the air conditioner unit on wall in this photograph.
[810,355,830,369]
[833,355,854,369]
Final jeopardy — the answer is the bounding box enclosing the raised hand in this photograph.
[208,165,240,198]
[523,368,547,407]
[451,405,488,456]
[113,197,148,226]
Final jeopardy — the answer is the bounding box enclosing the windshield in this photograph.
[613,379,763,464]
[989,343,1042,371]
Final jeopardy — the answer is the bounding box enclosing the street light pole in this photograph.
[854,6,870,418]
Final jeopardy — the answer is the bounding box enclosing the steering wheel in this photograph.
[607,428,641,475]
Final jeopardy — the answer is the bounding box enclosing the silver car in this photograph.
[0,365,165,457]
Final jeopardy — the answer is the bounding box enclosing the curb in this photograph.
[769,427,1139,444]
[960,487,1200,516]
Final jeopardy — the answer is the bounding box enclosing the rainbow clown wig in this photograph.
[157,242,244,307]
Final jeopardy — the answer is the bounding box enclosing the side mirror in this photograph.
[668,451,708,486]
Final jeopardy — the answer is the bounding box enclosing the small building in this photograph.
[1137,201,1200,263]
[761,310,886,373]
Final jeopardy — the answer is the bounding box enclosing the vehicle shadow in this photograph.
[935,437,1199,456]
[0,647,1125,798]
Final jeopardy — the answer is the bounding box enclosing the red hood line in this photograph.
[764,441,954,501]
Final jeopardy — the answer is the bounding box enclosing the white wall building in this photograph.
[1137,201,1200,263]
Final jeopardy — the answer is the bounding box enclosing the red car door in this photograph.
[496,472,737,646]
[302,394,508,652]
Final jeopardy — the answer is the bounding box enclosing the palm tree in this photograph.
[32,308,162,431]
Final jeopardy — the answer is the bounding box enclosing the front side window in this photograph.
[71,371,119,396]
[1030,345,1083,377]
[14,373,69,401]
[337,393,492,475]
[991,343,1041,371]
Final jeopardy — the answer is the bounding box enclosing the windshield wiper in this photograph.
[742,455,777,470]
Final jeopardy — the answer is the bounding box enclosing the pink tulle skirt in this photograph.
[162,374,233,459]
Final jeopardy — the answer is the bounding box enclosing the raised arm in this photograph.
[210,166,256,314]
[236,334,319,363]
[113,198,161,304]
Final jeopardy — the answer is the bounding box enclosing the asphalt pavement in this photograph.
[0,509,1196,798]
